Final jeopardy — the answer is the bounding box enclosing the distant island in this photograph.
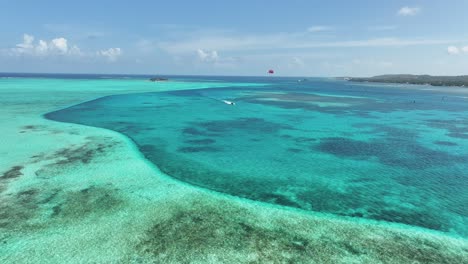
[345,74,468,87]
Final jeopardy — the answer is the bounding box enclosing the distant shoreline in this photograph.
[343,74,468,88]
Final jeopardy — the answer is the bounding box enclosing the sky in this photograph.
[1,0,468,76]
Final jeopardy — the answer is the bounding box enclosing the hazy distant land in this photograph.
[346,74,468,87]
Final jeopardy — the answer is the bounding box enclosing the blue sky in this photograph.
[1,0,468,76]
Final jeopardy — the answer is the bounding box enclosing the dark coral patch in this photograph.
[258,193,301,207]
[0,188,39,229]
[1,166,24,179]
[425,119,468,139]
[182,127,216,137]
[134,200,465,263]
[448,132,468,139]
[54,145,96,164]
[434,141,458,146]
[34,139,119,178]
[185,139,216,145]
[136,203,318,263]
[21,125,39,130]
[13,189,40,215]
[287,148,303,153]
[51,186,123,219]
[352,123,418,138]
[315,137,465,169]
[294,137,317,143]
[139,144,157,153]
[193,117,293,134]
[177,146,221,153]
[39,190,60,204]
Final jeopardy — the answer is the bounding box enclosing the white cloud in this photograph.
[36,40,48,54]
[68,45,82,56]
[12,34,75,56]
[448,46,460,55]
[398,6,421,16]
[193,49,240,69]
[50,37,68,53]
[447,45,468,55]
[16,34,34,51]
[98,48,122,61]
[197,49,219,62]
[14,34,36,55]
[196,49,208,60]
[6,33,121,61]
[307,26,332,32]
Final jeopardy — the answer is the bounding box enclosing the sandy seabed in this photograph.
[0,79,467,263]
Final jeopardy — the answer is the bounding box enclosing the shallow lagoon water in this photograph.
[46,77,468,238]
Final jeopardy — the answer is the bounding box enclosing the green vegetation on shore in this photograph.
[347,74,468,87]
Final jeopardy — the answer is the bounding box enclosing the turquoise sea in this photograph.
[42,75,468,238]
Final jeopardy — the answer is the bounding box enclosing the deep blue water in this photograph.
[45,76,468,237]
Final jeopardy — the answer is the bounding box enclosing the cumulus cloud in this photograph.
[51,37,68,53]
[6,34,121,61]
[12,34,79,56]
[36,40,48,54]
[98,48,122,61]
[448,45,468,55]
[307,26,332,32]
[16,34,35,51]
[68,45,82,56]
[197,49,219,62]
[447,46,460,55]
[398,6,421,16]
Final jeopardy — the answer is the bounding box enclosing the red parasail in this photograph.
[268,69,274,74]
